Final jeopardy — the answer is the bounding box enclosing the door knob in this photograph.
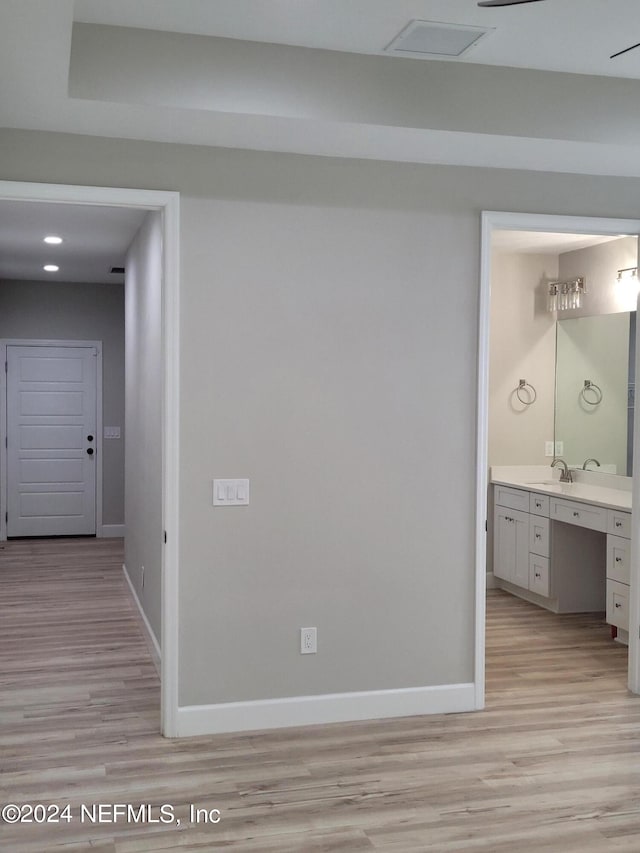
[87,448,94,456]
[87,434,94,442]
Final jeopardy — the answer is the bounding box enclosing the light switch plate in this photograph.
[213,478,250,506]
[544,441,554,457]
[555,440,564,455]
[104,426,121,439]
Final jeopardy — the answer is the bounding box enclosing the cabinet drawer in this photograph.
[549,497,607,532]
[495,485,530,513]
[529,515,550,557]
[607,534,630,585]
[606,579,629,631]
[530,492,550,517]
[529,554,550,597]
[607,509,631,539]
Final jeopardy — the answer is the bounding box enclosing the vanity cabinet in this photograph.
[606,511,631,632]
[494,486,544,593]
[493,485,606,613]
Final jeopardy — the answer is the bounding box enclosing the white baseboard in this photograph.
[486,571,499,589]
[102,524,125,538]
[177,682,475,737]
[122,563,161,674]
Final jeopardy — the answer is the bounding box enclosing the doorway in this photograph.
[0,180,180,737]
[476,211,640,708]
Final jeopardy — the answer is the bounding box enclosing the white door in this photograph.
[6,345,97,537]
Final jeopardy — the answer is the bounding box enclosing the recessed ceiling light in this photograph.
[43,264,59,272]
[44,235,63,244]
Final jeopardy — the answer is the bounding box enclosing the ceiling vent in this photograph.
[385,20,493,59]
[110,266,125,275]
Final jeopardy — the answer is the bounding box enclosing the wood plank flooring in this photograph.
[1,540,639,852]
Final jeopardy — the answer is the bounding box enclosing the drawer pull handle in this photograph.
[535,533,541,540]
[616,557,623,563]
[536,502,541,508]
[535,572,541,578]
[573,511,580,517]
[616,521,623,528]
[615,602,622,608]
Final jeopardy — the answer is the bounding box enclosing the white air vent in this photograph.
[385,20,493,59]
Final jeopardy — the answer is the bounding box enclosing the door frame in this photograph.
[0,339,103,539]
[476,210,640,708]
[0,180,180,738]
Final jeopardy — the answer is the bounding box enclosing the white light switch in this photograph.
[213,479,250,506]
[104,426,121,439]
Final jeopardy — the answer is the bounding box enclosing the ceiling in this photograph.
[73,0,640,79]
[0,201,147,284]
[2,1,640,176]
[491,232,630,255]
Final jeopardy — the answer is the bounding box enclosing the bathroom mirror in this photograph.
[555,312,635,475]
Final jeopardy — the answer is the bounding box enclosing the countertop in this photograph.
[491,465,632,512]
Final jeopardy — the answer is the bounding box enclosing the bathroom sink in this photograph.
[524,480,560,486]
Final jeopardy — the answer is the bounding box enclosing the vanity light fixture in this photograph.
[43,235,63,244]
[616,266,638,282]
[547,277,586,312]
[43,264,59,272]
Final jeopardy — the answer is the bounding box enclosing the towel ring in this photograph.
[581,380,603,406]
[516,379,537,405]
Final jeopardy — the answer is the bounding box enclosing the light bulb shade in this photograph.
[548,277,585,312]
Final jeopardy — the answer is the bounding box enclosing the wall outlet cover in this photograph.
[545,441,555,457]
[300,627,317,654]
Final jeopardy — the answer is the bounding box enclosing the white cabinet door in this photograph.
[7,345,97,537]
[494,507,529,588]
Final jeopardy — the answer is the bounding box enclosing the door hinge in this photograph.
[5,511,7,524]
[4,361,7,373]
[485,519,488,532]
[164,530,167,544]
[4,436,6,449]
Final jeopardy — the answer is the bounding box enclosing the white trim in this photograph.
[160,193,181,737]
[176,683,475,737]
[0,338,102,539]
[477,210,640,705]
[102,524,125,537]
[629,261,640,693]
[0,181,180,738]
[123,562,161,672]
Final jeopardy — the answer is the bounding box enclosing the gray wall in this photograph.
[4,129,640,711]
[0,279,124,525]
[124,212,163,645]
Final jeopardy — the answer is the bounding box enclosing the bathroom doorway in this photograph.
[475,212,640,709]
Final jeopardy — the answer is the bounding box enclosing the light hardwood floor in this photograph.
[1,539,639,852]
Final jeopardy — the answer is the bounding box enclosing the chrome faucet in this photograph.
[582,458,601,470]
[551,458,573,483]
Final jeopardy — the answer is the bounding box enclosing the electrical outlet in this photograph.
[141,565,145,589]
[545,441,555,457]
[300,627,317,654]
[555,440,564,456]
